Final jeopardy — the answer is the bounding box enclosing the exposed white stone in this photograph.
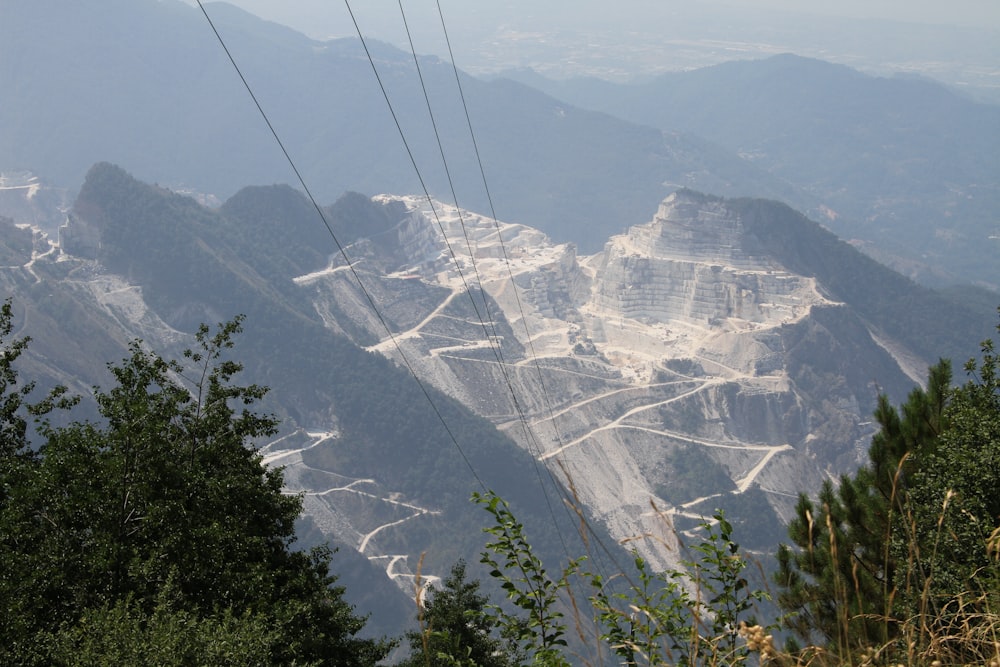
[297,191,865,571]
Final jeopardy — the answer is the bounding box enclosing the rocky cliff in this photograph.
[298,189,923,567]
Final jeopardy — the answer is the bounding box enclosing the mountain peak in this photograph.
[588,190,825,331]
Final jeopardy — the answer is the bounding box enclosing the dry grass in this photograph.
[574,492,999,667]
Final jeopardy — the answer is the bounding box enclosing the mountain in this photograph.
[4,0,996,645]
[8,164,992,611]
[499,54,1000,289]
[292,186,993,557]
[6,3,995,290]
[0,0,804,256]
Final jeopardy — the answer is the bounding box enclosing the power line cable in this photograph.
[396,1,496,340]
[396,0,577,562]
[197,0,629,590]
[338,4,554,505]
[432,0,570,458]
[432,0,632,578]
[339,1,497,351]
[194,0,486,492]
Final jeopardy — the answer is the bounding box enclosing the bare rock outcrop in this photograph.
[302,190,921,567]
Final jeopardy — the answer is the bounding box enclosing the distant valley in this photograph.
[3,1,998,288]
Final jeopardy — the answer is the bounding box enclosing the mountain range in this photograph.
[502,55,1000,288]
[3,1,997,288]
[2,162,995,637]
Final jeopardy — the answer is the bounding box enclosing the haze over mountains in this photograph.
[1,0,998,641]
[504,56,1000,288]
[209,0,1000,97]
[3,1,998,287]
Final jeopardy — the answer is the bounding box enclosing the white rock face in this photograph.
[299,190,914,571]
[584,194,829,371]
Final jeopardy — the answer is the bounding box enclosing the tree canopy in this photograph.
[0,306,391,666]
[398,560,521,667]
[775,312,1000,663]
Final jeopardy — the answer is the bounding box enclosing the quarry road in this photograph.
[369,554,441,591]
[736,444,793,492]
[429,339,492,357]
[537,374,793,496]
[429,349,635,387]
[358,507,440,553]
[260,430,336,467]
[511,358,631,383]
[298,479,377,497]
[680,492,725,509]
[529,381,695,426]
[23,234,57,283]
[292,260,358,285]
[540,378,726,460]
[612,425,788,453]
[366,287,460,353]
[261,430,442,581]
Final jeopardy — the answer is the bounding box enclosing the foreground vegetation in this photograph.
[0,304,390,665]
[1,300,997,665]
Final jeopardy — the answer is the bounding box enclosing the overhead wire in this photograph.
[336,5,568,544]
[196,0,631,586]
[194,0,487,492]
[431,0,633,578]
[340,0,495,351]
[396,1,495,339]
[343,1,613,599]
[395,0,576,562]
[430,0,576,469]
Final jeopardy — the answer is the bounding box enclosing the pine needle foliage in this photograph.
[775,309,1000,665]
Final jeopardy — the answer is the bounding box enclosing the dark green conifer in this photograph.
[776,312,1000,664]
[775,359,951,650]
[400,560,520,667]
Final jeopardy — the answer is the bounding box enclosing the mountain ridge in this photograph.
[8,163,594,636]
[498,54,1000,288]
[8,0,965,269]
[277,184,991,563]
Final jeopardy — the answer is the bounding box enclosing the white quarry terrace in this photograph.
[289,190,894,572]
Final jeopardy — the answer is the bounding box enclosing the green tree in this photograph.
[0,315,391,666]
[774,359,950,652]
[775,312,1000,664]
[0,299,31,459]
[0,299,77,659]
[475,491,579,667]
[43,574,280,666]
[400,560,521,667]
[590,511,770,667]
[476,489,771,666]
[894,333,1000,662]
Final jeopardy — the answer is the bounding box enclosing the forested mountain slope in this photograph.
[1,161,994,639]
[1,0,797,254]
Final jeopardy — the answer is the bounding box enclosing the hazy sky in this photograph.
[731,0,1000,25]
[200,0,1000,38]
[185,0,1000,95]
